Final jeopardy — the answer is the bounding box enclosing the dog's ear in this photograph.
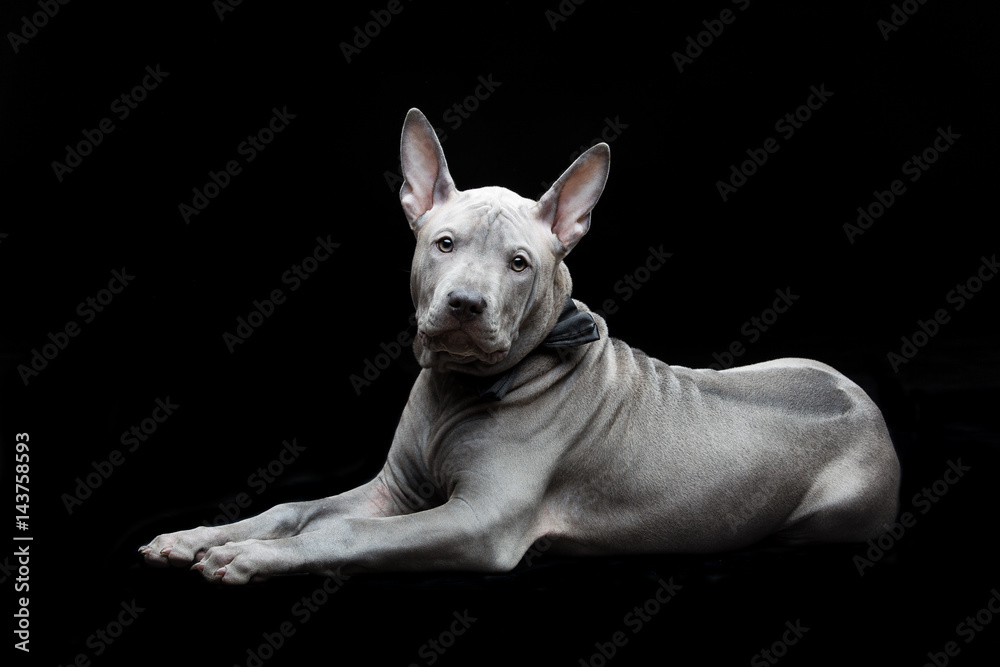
[400,108,456,231]
[536,143,610,257]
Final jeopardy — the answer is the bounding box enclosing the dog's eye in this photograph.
[437,238,454,253]
[510,255,528,272]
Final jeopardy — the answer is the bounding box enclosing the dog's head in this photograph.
[399,108,609,375]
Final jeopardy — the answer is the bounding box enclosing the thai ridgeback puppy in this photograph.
[140,109,900,583]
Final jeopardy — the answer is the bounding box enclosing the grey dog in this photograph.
[140,109,900,584]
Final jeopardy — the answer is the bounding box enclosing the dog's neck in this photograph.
[470,293,600,400]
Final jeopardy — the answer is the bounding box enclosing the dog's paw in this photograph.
[138,525,227,568]
[190,539,276,585]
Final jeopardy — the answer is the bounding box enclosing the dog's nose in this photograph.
[447,289,487,320]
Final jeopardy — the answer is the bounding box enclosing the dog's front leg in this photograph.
[191,493,534,584]
[139,479,382,570]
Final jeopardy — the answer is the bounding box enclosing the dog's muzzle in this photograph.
[417,329,510,364]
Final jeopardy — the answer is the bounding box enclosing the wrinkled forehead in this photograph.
[425,188,545,245]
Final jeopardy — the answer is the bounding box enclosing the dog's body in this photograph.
[141,109,900,583]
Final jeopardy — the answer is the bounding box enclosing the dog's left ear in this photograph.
[536,143,610,257]
[400,108,457,232]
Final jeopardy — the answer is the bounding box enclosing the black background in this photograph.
[2,0,998,665]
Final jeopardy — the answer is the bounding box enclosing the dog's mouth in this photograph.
[418,329,509,365]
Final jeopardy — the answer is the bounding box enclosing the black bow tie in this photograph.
[474,296,600,400]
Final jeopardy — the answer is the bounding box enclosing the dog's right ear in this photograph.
[400,108,456,232]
